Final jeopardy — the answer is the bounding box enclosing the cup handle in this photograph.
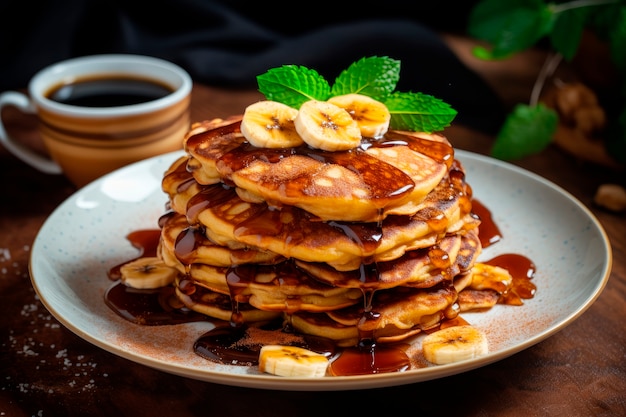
[0,91,63,174]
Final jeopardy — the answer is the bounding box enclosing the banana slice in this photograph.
[240,101,303,148]
[327,93,391,138]
[421,325,489,365]
[468,262,513,293]
[258,345,329,377]
[294,99,361,151]
[119,256,178,289]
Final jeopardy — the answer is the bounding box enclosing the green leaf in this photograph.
[384,92,457,133]
[468,0,555,59]
[330,56,400,100]
[257,65,331,108]
[491,104,558,160]
[550,7,589,61]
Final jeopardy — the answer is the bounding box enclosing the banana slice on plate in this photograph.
[119,256,178,289]
[327,93,391,138]
[258,345,329,377]
[294,99,362,151]
[240,101,303,148]
[421,325,489,365]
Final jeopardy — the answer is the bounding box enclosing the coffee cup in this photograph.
[0,54,192,187]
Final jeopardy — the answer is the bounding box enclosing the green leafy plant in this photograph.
[468,0,626,164]
[256,56,458,133]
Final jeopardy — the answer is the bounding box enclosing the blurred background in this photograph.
[2,0,623,173]
[0,0,506,133]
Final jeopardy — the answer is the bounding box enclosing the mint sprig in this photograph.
[330,56,400,100]
[257,65,331,109]
[385,91,458,133]
[256,56,457,133]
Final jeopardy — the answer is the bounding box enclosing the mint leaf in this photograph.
[384,92,457,133]
[468,0,555,58]
[257,65,331,108]
[331,56,400,100]
[491,104,557,160]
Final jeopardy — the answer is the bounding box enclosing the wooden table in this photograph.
[1,81,625,416]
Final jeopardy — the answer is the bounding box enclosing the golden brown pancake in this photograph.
[457,289,500,311]
[161,155,203,216]
[288,282,458,346]
[327,283,457,330]
[181,261,362,313]
[162,157,477,271]
[287,311,359,347]
[294,228,481,290]
[235,262,363,313]
[183,117,246,185]
[158,211,283,270]
[456,263,514,311]
[174,284,280,323]
[183,118,454,222]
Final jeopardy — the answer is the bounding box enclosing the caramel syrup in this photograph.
[486,254,537,305]
[472,198,536,305]
[472,199,502,248]
[328,343,410,376]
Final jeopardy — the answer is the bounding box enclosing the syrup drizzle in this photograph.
[472,199,502,248]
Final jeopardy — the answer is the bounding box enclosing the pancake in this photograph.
[174,284,281,323]
[294,229,481,290]
[232,262,363,313]
[288,311,360,347]
[162,156,478,271]
[457,289,500,311]
[161,155,204,216]
[456,263,514,311]
[183,118,454,222]
[158,210,283,270]
[288,282,458,347]
[180,261,363,313]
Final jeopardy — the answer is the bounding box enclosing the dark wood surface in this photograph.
[1,49,625,416]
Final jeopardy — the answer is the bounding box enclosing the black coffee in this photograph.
[46,76,174,107]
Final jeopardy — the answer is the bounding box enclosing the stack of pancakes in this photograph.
[157,117,487,347]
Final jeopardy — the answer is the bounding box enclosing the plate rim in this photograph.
[29,149,613,391]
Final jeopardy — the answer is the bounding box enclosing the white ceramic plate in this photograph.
[30,150,612,391]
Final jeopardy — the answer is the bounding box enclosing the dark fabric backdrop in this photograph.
[0,0,505,133]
